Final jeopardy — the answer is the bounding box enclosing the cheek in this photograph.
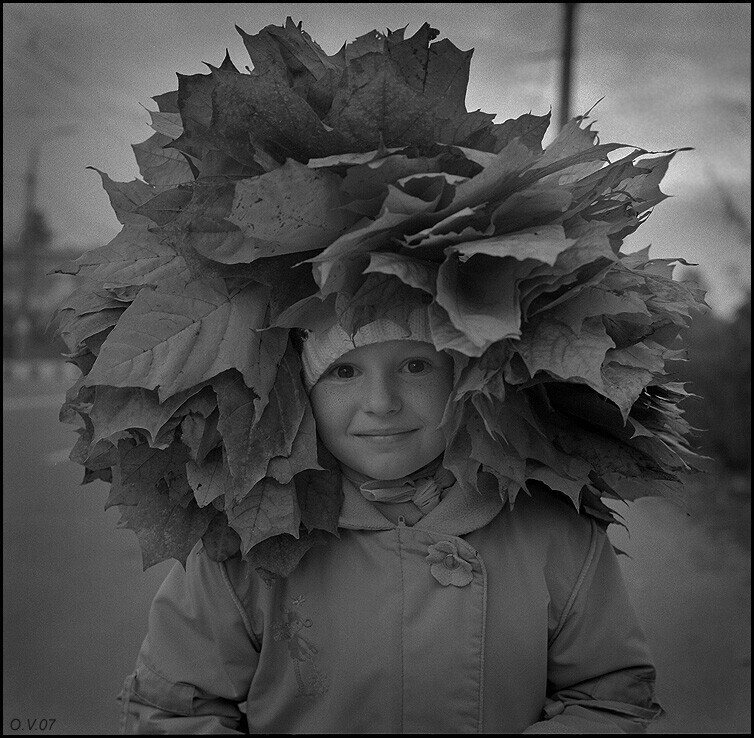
[310,385,350,440]
[416,375,453,425]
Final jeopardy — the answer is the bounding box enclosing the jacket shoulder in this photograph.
[505,483,597,545]
[495,483,607,595]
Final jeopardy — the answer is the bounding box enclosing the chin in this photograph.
[359,456,427,481]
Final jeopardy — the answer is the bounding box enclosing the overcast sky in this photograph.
[3,3,751,316]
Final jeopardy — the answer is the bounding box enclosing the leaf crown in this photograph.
[52,18,708,580]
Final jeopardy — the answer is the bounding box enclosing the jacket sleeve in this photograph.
[524,520,664,734]
[118,545,260,734]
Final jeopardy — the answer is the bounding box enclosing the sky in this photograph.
[3,2,751,317]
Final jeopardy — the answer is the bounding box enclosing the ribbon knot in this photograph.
[359,467,456,514]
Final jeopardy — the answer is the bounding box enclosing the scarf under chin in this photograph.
[343,457,457,514]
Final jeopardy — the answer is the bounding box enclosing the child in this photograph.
[51,17,705,735]
[118,297,665,733]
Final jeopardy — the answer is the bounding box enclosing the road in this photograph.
[3,371,751,734]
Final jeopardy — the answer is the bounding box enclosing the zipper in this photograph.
[397,515,407,527]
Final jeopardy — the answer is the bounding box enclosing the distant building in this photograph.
[3,240,92,359]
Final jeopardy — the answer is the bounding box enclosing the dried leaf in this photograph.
[244,528,333,580]
[108,439,193,510]
[186,451,246,507]
[132,132,195,187]
[201,510,241,562]
[116,481,216,570]
[87,168,157,226]
[90,385,203,446]
[227,477,301,553]
[84,279,284,401]
[514,317,616,393]
[363,251,438,295]
[226,160,358,260]
[216,343,309,492]
[435,252,530,355]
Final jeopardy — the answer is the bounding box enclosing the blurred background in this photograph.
[3,3,750,734]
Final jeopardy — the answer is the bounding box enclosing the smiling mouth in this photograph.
[355,429,418,439]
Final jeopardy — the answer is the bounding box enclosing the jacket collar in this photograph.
[338,474,504,537]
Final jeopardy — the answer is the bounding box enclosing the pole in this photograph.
[558,3,579,130]
[19,146,40,314]
[13,146,40,360]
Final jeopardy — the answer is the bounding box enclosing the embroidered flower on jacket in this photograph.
[426,540,474,587]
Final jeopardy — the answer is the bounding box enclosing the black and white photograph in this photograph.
[3,3,750,734]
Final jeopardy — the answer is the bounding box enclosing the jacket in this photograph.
[119,478,663,733]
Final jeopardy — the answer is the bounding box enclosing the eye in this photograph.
[403,359,430,374]
[329,363,356,379]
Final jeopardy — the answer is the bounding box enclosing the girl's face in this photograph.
[309,340,454,480]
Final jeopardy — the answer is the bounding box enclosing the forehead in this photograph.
[336,339,444,364]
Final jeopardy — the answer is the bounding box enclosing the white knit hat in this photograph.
[300,305,433,390]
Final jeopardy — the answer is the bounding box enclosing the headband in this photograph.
[300,304,433,389]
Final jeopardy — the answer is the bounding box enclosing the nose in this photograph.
[361,371,402,415]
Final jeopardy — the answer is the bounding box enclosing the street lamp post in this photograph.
[558,3,579,130]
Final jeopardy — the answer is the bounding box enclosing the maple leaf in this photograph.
[116,487,216,570]
[363,251,438,295]
[53,280,131,320]
[225,160,359,261]
[226,477,301,554]
[266,401,320,484]
[428,301,486,356]
[620,151,680,212]
[516,316,616,391]
[308,210,426,293]
[90,385,197,447]
[83,278,285,402]
[327,58,431,150]
[239,16,340,85]
[401,206,489,251]
[133,186,193,227]
[55,307,124,353]
[465,403,527,493]
[521,226,617,317]
[271,292,339,333]
[490,186,573,234]
[217,342,310,493]
[209,66,341,163]
[450,225,575,264]
[50,224,188,289]
[336,151,453,206]
[244,528,334,582]
[132,132,195,187]
[441,422,479,496]
[107,439,193,509]
[68,414,115,474]
[435,251,532,355]
[59,377,94,425]
[486,111,552,155]
[294,466,343,534]
[548,283,651,332]
[438,138,539,216]
[167,53,242,165]
[335,273,430,337]
[87,169,158,226]
[179,405,221,463]
[186,451,246,508]
[201,510,241,562]
[534,116,600,168]
[146,105,183,138]
[525,461,591,509]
